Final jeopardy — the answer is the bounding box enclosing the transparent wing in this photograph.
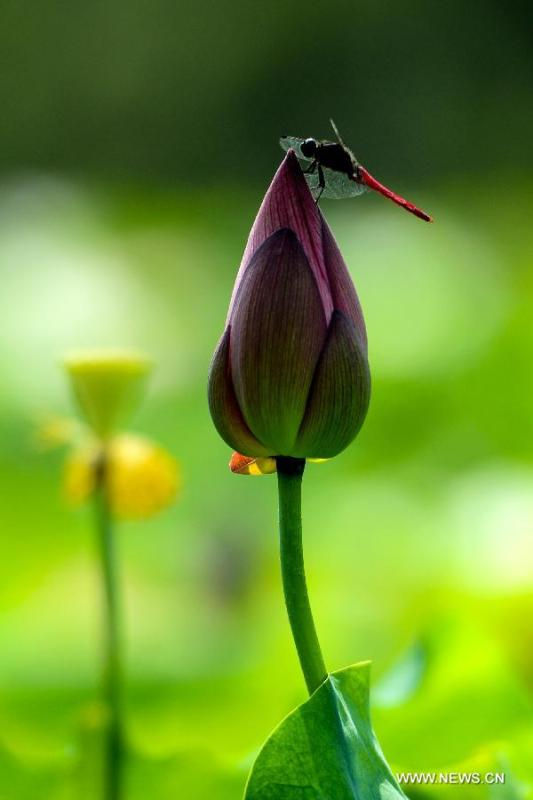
[279,136,313,162]
[307,168,366,200]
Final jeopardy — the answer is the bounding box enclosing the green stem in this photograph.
[94,451,123,800]
[276,456,327,695]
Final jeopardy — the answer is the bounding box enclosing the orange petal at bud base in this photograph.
[229,452,277,476]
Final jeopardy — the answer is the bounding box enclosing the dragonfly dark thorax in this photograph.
[315,142,355,176]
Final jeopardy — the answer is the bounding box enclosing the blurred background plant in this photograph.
[49,351,178,799]
[0,0,531,797]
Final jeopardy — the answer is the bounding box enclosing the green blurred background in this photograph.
[0,0,531,797]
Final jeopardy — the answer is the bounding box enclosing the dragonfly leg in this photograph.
[314,164,325,203]
[303,160,317,175]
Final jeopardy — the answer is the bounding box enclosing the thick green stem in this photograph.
[276,456,327,695]
[94,452,123,800]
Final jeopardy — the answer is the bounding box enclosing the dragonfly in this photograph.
[280,120,432,222]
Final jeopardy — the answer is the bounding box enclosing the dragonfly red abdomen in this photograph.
[356,166,433,222]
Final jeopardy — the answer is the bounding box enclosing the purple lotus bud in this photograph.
[208,151,370,459]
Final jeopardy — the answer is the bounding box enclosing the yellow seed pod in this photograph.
[64,350,152,439]
[64,434,179,519]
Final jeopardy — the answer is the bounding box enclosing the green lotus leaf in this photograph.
[244,661,406,800]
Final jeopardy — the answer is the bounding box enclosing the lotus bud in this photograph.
[208,152,370,459]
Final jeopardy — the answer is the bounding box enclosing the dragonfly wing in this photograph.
[279,136,313,162]
[319,168,366,199]
[304,168,366,200]
[304,168,321,196]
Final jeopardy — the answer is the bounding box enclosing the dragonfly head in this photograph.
[301,138,317,158]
